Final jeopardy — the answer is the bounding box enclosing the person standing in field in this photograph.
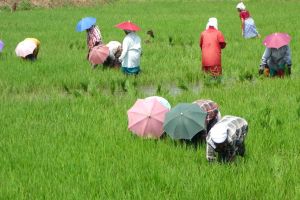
[206,115,248,163]
[115,21,142,75]
[86,25,103,59]
[199,17,226,77]
[103,41,122,68]
[236,2,260,39]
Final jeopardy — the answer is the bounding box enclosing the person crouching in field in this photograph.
[24,38,40,60]
[193,99,221,132]
[189,99,222,147]
[86,25,103,59]
[206,115,248,163]
[259,45,292,77]
[103,41,122,68]
[200,17,226,77]
[15,38,40,61]
[119,30,142,75]
[236,2,260,39]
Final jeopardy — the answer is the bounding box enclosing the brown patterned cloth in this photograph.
[193,99,220,122]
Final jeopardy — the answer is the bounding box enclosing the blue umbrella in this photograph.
[76,17,96,32]
[0,40,4,52]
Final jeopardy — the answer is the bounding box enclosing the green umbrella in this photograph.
[163,103,207,140]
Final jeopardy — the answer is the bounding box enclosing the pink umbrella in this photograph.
[127,98,169,138]
[115,21,141,31]
[88,45,109,65]
[15,40,36,57]
[263,33,291,49]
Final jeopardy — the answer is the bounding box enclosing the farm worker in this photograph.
[190,99,221,146]
[236,2,260,39]
[118,30,142,75]
[115,21,142,75]
[15,38,40,60]
[259,45,292,77]
[193,99,221,132]
[199,17,226,77]
[24,38,40,59]
[86,25,103,59]
[103,41,122,68]
[206,115,248,163]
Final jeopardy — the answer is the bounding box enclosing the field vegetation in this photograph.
[0,0,299,199]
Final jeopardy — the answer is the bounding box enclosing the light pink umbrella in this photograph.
[88,45,109,65]
[15,40,36,57]
[263,33,291,49]
[127,98,169,138]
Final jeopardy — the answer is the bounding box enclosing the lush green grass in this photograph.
[0,0,300,199]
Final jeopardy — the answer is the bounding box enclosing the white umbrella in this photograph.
[15,40,36,57]
[145,96,171,110]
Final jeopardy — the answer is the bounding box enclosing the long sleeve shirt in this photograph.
[260,45,292,70]
[200,27,226,67]
[87,25,102,50]
[119,32,142,68]
[206,115,248,162]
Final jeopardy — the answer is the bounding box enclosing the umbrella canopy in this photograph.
[0,40,4,52]
[127,98,169,138]
[15,40,36,57]
[163,103,207,140]
[115,21,141,31]
[263,33,291,49]
[76,17,96,32]
[88,45,109,65]
[145,96,171,110]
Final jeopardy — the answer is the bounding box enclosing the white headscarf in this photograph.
[210,123,228,144]
[236,2,246,10]
[206,17,218,30]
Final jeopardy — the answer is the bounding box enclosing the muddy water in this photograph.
[138,83,201,97]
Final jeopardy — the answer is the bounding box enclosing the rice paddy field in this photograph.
[0,0,300,199]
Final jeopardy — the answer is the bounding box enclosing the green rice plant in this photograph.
[0,0,300,199]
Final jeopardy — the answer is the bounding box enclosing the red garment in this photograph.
[200,27,226,75]
[202,66,222,76]
[239,10,250,20]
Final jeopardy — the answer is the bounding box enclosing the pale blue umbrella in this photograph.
[76,17,96,32]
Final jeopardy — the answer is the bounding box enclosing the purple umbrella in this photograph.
[0,40,4,52]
